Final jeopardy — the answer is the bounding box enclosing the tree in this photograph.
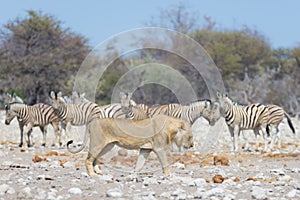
[0,10,90,104]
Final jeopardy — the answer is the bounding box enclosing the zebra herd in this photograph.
[2,91,296,153]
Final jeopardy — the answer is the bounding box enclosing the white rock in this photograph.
[278,175,292,182]
[160,191,171,198]
[205,187,225,197]
[81,172,89,177]
[68,187,82,195]
[251,186,267,200]
[17,186,32,199]
[194,187,206,198]
[2,161,13,166]
[35,188,46,200]
[100,174,114,182]
[194,178,208,187]
[62,161,74,168]
[179,176,195,186]
[172,162,185,169]
[106,188,123,198]
[0,174,11,181]
[272,181,286,186]
[171,188,186,197]
[286,189,297,198]
[0,184,14,196]
[143,177,158,186]
[291,168,300,173]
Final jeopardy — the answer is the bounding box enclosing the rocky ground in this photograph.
[0,110,299,200]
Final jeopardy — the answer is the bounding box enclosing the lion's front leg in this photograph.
[153,148,170,177]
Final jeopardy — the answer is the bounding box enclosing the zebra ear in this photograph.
[50,91,56,99]
[6,93,11,99]
[57,91,62,98]
[216,91,221,98]
[119,92,126,98]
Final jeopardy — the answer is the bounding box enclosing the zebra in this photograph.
[265,104,295,150]
[5,101,62,147]
[50,91,139,140]
[215,92,271,152]
[120,92,221,126]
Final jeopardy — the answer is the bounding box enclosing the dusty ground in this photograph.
[0,110,299,200]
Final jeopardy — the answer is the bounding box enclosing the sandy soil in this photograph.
[0,110,299,200]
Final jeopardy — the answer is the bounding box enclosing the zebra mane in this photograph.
[188,99,211,106]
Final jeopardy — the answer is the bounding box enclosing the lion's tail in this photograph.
[67,127,89,154]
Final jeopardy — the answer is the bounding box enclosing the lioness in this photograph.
[67,115,193,177]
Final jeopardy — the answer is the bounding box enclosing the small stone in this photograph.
[106,188,123,198]
[213,174,226,183]
[206,187,225,197]
[251,186,267,200]
[35,188,46,200]
[62,161,74,168]
[171,188,186,198]
[118,149,128,157]
[17,186,32,199]
[278,175,292,182]
[68,187,82,195]
[100,174,114,182]
[172,162,185,169]
[194,178,208,187]
[160,191,171,198]
[0,184,13,196]
[143,177,158,186]
[286,189,297,198]
[213,155,229,166]
[179,177,195,186]
[2,161,13,166]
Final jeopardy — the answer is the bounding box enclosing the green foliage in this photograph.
[0,10,90,104]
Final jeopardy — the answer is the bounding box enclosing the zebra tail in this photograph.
[285,112,295,134]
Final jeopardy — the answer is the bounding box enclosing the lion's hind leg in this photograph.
[135,149,151,172]
[93,143,115,175]
[86,141,108,176]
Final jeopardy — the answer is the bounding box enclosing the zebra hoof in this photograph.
[41,143,46,147]
[19,143,23,147]
[27,144,33,148]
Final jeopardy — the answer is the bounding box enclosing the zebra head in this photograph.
[5,105,17,125]
[216,92,233,115]
[71,91,89,104]
[206,100,222,126]
[50,91,66,110]
[120,92,136,115]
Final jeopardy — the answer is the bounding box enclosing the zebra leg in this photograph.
[135,149,151,172]
[276,128,281,149]
[229,126,239,152]
[52,122,62,147]
[24,123,33,147]
[18,123,24,147]
[254,128,260,151]
[260,125,270,152]
[39,126,47,147]
[242,131,250,152]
